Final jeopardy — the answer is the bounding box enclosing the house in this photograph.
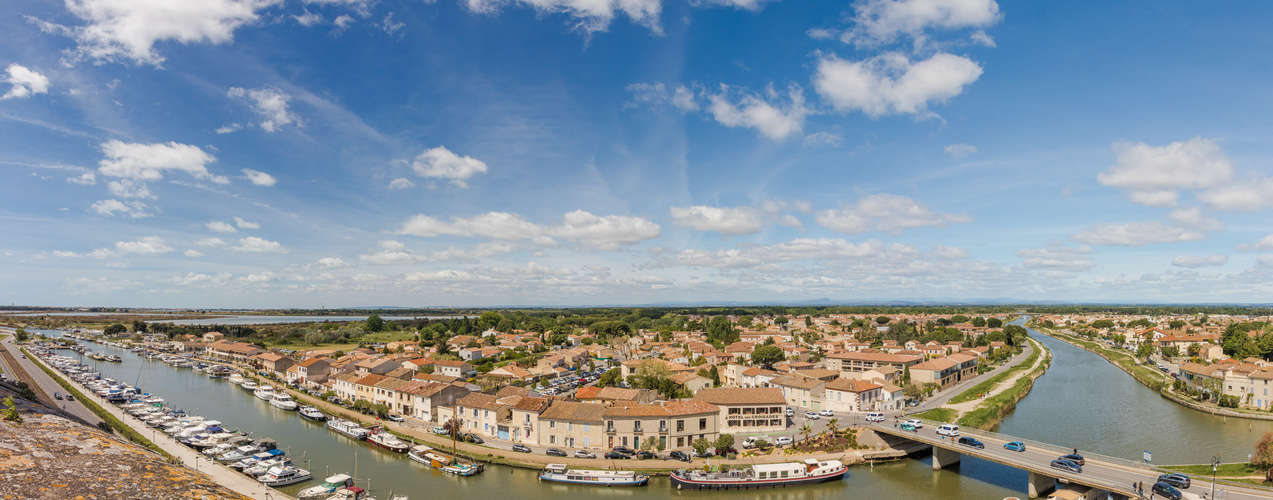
[432,359,474,378]
[671,372,713,393]
[332,372,361,402]
[291,357,331,385]
[770,375,826,410]
[692,387,787,434]
[823,378,882,413]
[508,396,552,444]
[254,352,295,375]
[487,364,533,382]
[353,374,388,402]
[908,353,979,389]
[205,341,265,365]
[202,332,224,342]
[402,381,470,422]
[372,378,413,415]
[663,401,722,449]
[454,393,509,438]
[825,351,922,373]
[355,358,399,376]
[603,404,670,450]
[538,401,606,449]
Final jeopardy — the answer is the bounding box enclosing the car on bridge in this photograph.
[1057,453,1085,466]
[899,422,918,432]
[866,412,885,422]
[1049,459,1082,474]
[1003,441,1026,452]
[1151,481,1183,500]
[936,424,960,437]
[1157,473,1190,489]
[957,437,984,449]
[903,419,923,429]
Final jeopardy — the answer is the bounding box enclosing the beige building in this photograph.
[823,378,882,413]
[909,353,979,389]
[770,375,826,410]
[825,351,922,373]
[538,401,605,449]
[692,387,786,435]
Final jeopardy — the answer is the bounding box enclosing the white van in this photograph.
[936,424,960,437]
[865,412,885,422]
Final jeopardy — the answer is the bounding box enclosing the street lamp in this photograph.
[1211,453,1220,500]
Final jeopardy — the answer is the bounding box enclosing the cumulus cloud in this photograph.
[1070,220,1214,247]
[106,179,151,198]
[241,168,277,186]
[230,236,287,253]
[462,0,662,35]
[707,84,808,140]
[842,0,1002,47]
[1016,242,1094,272]
[195,238,226,247]
[670,201,804,235]
[803,131,843,147]
[184,249,204,257]
[1097,137,1233,207]
[38,0,282,66]
[1237,235,1273,252]
[396,210,660,251]
[97,140,224,183]
[205,220,237,233]
[814,52,982,118]
[313,257,348,269]
[1172,254,1228,269]
[816,193,971,234]
[2,64,51,99]
[67,172,97,185]
[228,87,299,132]
[359,240,523,265]
[293,10,323,26]
[693,0,778,11]
[91,199,150,218]
[387,178,414,190]
[1197,176,1273,211]
[944,143,978,158]
[233,216,260,229]
[656,237,947,270]
[626,82,698,111]
[411,146,488,188]
[112,236,174,256]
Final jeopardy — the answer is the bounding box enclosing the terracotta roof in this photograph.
[496,386,533,398]
[671,372,706,385]
[909,358,959,371]
[375,378,411,391]
[770,375,823,390]
[539,401,605,422]
[827,351,922,363]
[596,387,644,401]
[574,386,603,400]
[692,387,786,406]
[826,378,881,393]
[400,381,454,397]
[511,396,551,413]
[662,400,719,416]
[354,374,388,387]
[298,357,330,368]
[602,404,668,417]
[456,393,502,411]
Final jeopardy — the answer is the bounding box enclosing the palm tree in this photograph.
[825,418,840,444]
[799,424,812,447]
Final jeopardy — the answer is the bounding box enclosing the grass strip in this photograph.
[1165,463,1258,477]
[22,347,171,459]
[956,339,1051,430]
[909,408,957,422]
[947,345,1042,405]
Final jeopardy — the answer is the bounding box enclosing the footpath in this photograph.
[942,338,1049,420]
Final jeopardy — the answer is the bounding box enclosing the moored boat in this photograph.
[538,464,649,486]
[258,466,313,487]
[367,427,410,453]
[407,445,483,476]
[270,393,298,410]
[326,418,370,440]
[241,381,258,391]
[299,406,327,422]
[297,473,354,499]
[254,385,275,401]
[668,459,846,490]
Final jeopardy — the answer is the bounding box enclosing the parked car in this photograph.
[741,437,758,449]
[668,450,691,462]
[546,448,568,457]
[604,451,628,459]
[327,396,343,405]
[805,411,820,420]
[818,409,834,417]
[386,414,405,423]
[773,437,793,447]
[635,450,655,460]
[866,412,885,422]
[574,450,596,459]
[1050,459,1082,474]
[957,437,984,449]
[903,419,924,429]
[512,444,532,453]
[785,407,794,417]
[433,426,448,435]
[936,424,960,437]
[1057,454,1085,466]
[465,434,484,444]
[1003,441,1026,452]
[1157,474,1190,489]
[612,446,636,456]
[1151,481,1183,500]
[691,449,714,458]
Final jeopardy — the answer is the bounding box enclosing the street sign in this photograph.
[1143,450,1152,463]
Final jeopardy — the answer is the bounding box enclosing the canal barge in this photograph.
[669,459,846,490]
[408,445,484,476]
[327,418,371,440]
[538,464,649,486]
[368,427,410,453]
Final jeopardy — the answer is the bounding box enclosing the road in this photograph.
[871,419,1269,500]
[0,329,102,425]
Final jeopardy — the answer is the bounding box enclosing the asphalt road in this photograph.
[0,331,103,425]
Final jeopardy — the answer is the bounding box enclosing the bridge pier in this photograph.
[1027,471,1055,499]
[931,446,961,470]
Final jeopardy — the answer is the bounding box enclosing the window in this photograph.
[677,420,684,432]
[699,418,707,430]
[550,435,556,444]
[634,421,643,433]
[584,423,590,432]
[550,421,556,429]
[607,421,615,432]
[659,420,667,432]
[622,436,628,446]
[568,422,573,431]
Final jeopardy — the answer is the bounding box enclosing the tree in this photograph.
[1252,432,1273,483]
[902,365,911,384]
[875,316,891,325]
[598,368,622,387]
[987,318,1003,328]
[1169,320,1186,329]
[1091,320,1115,330]
[304,330,325,345]
[477,311,504,331]
[641,436,659,451]
[104,323,127,336]
[14,328,29,343]
[1136,343,1155,360]
[132,320,148,333]
[951,314,969,324]
[773,316,789,326]
[799,424,812,445]
[714,433,735,453]
[708,365,720,387]
[751,345,785,369]
[707,317,739,346]
[1188,343,1201,357]
[365,315,385,333]
[1161,346,1180,359]
[691,438,712,456]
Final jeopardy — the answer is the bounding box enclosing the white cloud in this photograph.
[1097,137,1233,207]
[67,172,97,186]
[231,236,287,253]
[1197,176,1273,211]
[944,143,978,158]
[693,0,778,11]
[932,245,968,259]
[387,178,414,190]
[462,0,662,35]
[843,0,1001,47]
[816,193,971,234]
[106,179,151,198]
[411,146,488,188]
[205,220,237,233]
[97,140,224,183]
[1259,255,1273,269]
[380,13,404,34]
[1165,206,1225,232]
[626,82,698,111]
[114,236,173,255]
[970,29,995,47]
[293,10,323,26]
[670,206,764,235]
[1237,235,1273,252]
[216,123,242,134]
[1070,221,1211,247]
[1016,242,1094,272]
[91,199,150,218]
[2,64,51,99]
[707,84,808,140]
[44,0,282,66]
[241,168,277,186]
[333,14,355,30]
[1172,254,1228,269]
[314,257,348,269]
[228,87,299,132]
[814,52,983,118]
[184,249,204,257]
[233,216,260,229]
[397,210,660,250]
[195,237,226,247]
[803,131,843,147]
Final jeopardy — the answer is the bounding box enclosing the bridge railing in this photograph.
[902,418,1157,471]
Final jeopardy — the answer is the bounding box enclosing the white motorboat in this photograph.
[259,466,313,487]
[228,373,246,385]
[368,427,409,453]
[254,385,275,401]
[270,393,298,410]
[326,419,370,440]
[538,464,649,486]
[217,445,262,463]
[246,457,293,476]
[297,473,353,499]
[241,381,258,391]
[299,406,327,422]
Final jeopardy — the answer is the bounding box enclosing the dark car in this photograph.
[957,437,984,449]
[546,448,568,457]
[54,392,63,400]
[612,446,636,455]
[604,451,628,459]
[465,434,484,444]
[1050,459,1082,474]
[1058,454,1085,466]
[1151,481,1183,500]
[66,394,74,401]
[635,450,655,460]
[512,444,532,453]
[1157,473,1190,489]
[668,450,691,462]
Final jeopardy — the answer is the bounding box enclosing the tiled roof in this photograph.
[692,387,786,406]
[662,400,719,416]
[826,378,881,393]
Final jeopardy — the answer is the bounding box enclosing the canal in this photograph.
[997,319,1273,465]
[60,336,1031,499]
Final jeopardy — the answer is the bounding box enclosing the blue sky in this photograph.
[3,0,1273,307]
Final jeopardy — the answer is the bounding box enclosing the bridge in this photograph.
[868,418,1272,500]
